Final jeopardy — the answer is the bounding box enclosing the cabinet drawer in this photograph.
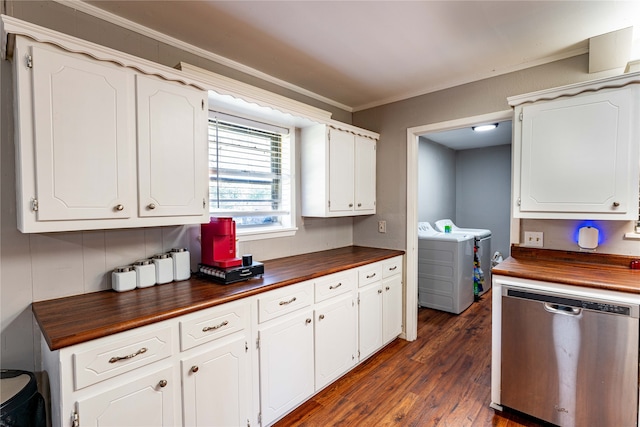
[315,270,356,303]
[258,281,313,323]
[382,256,403,279]
[358,263,382,287]
[73,325,173,390]
[179,301,248,351]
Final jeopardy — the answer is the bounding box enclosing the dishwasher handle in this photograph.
[543,302,581,316]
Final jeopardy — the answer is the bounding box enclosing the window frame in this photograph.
[207,109,297,241]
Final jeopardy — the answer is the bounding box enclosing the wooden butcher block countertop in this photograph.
[492,245,640,294]
[32,246,404,351]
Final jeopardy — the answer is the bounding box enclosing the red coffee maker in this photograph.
[201,217,242,268]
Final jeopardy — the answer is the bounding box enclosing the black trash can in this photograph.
[0,370,46,427]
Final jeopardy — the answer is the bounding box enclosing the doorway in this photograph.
[404,110,514,341]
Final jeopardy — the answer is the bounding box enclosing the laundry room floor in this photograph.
[275,289,548,426]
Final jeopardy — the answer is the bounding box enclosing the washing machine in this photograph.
[434,219,492,296]
[417,222,474,314]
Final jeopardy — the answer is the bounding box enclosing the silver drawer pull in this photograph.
[366,273,377,279]
[109,347,147,363]
[279,297,297,306]
[329,283,342,290]
[202,320,229,332]
[158,379,167,388]
[388,266,397,271]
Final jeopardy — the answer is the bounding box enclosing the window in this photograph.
[208,111,294,237]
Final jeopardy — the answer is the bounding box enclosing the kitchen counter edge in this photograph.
[32,246,405,351]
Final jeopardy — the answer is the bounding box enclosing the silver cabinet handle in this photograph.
[202,320,228,332]
[388,266,397,271]
[366,273,377,279]
[279,297,297,306]
[613,201,620,207]
[378,289,382,294]
[115,204,124,211]
[191,366,199,373]
[147,203,156,210]
[109,347,147,363]
[158,379,167,388]
[386,286,390,291]
[357,203,362,207]
[329,283,342,290]
[305,318,312,324]
[349,203,354,207]
[319,314,325,320]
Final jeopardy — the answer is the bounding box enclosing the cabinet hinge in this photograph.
[247,418,250,427]
[203,198,206,209]
[256,336,260,350]
[30,198,39,212]
[517,197,521,207]
[202,99,205,110]
[519,111,523,121]
[258,412,262,425]
[245,341,249,353]
[26,54,33,69]
[72,411,79,427]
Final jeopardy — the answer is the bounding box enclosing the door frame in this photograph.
[404,110,513,340]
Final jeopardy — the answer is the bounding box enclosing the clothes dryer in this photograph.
[434,219,492,296]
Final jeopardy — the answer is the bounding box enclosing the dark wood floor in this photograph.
[275,290,549,427]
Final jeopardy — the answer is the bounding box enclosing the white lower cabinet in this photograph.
[258,308,315,426]
[314,293,357,390]
[41,257,403,427]
[76,365,177,427]
[181,335,250,427]
[382,274,403,344]
[358,282,384,361]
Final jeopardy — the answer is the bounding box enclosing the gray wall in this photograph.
[417,138,456,223]
[352,55,639,257]
[455,145,512,259]
[0,1,354,372]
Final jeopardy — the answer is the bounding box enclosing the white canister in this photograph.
[133,259,156,288]
[153,253,173,284]
[112,266,136,292]
[170,248,191,281]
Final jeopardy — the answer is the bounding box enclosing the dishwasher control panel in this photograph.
[506,289,632,316]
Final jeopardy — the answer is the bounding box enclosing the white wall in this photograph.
[417,137,456,223]
[455,144,512,259]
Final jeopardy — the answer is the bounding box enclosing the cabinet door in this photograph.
[259,309,314,426]
[76,366,176,426]
[181,334,249,427]
[354,136,376,213]
[315,294,357,390]
[136,75,208,218]
[358,283,383,361]
[30,44,135,221]
[328,128,355,212]
[382,275,403,344]
[519,88,637,217]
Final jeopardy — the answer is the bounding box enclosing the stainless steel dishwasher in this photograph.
[501,286,639,427]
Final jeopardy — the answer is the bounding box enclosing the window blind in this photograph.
[208,112,291,227]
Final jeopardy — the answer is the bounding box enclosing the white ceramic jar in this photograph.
[112,266,136,292]
[133,259,156,288]
[153,253,173,284]
[170,248,191,281]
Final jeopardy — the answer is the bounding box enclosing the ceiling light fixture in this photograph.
[472,123,499,132]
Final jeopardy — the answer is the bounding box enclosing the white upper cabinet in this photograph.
[25,43,136,223]
[510,74,640,220]
[301,124,378,217]
[11,35,208,233]
[136,74,208,218]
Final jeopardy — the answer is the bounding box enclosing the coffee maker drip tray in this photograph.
[198,262,264,285]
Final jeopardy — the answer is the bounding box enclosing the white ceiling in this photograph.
[425,120,512,151]
[83,0,640,113]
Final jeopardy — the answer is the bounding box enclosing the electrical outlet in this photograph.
[524,231,543,247]
[378,220,387,233]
